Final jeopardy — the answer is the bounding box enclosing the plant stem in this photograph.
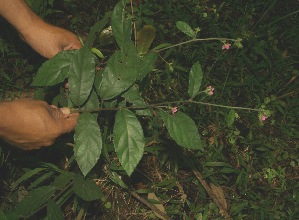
[71,99,261,114]
[155,37,238,52]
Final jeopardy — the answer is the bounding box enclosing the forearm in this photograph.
[0,0,81,59]
[0,0,43,35]
[0,101,11,139]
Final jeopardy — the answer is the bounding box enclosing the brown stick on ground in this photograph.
[192,170,231,219]
[127,188,171,220]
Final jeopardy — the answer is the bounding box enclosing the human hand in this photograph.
[0,0,81,58]
[0,99,79,150]
[21,22,82,59]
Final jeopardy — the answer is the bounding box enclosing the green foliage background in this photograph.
[0,0,298,219]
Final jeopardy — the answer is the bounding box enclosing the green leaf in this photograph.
[53,87,68,107]
[74,113,102,176]
[156,178,177,187]
[82,88,99,119]
[28,171,55,190]
[13,168,46,189]
[73,175,103,201]
[53,172,74,189]
[188,61,203,98]
[67,18,107,106]
[176,21,196,38]
[96,43,139,100]
[85,18,109,49]
[31,50,76,86]
[122,85,151,116]
[137,52,158,80]
[159,110,203,150]
[14,186,56,218]
[47,199,64,220]
[227,109,236,126]
[152,43,172,51]
[137,25,156,54]
[111,0,132,48]
[113,109,145,176]
[92,47,104,59]
[69,46,96,106]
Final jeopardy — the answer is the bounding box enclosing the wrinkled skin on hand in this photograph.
[0,99,79,150]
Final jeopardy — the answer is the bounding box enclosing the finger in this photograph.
[61,113,79,133]
[60,107,71,118]
[50,105,58,109]
[47,106,66,120]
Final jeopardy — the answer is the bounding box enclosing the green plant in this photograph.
[29,0,248,178]
[1,0,298,219]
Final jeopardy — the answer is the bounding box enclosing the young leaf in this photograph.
[14,186,56,218]
[122,85,151,116]
[47,199,64,220]
[99,26,114,46]
[137,52,158,80]
[74,113,102,176]
[73,175,103,201]
[96,43,139,100]
[176,21,196,38]
[84,18,109,49]
[31,50,76,86]
[188,61,203,98]
[68,46,96,106]
[113,109,145,176]
[137,25,156,54]
[159,110,203,150]
[227,109,235,126]
[111,0,132,48]
[92,47,104,59]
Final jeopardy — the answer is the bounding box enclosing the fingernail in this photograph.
[60,107,70,115]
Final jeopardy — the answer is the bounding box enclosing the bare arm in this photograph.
[0,1,81,150]
[0,0,81,58]
[0,0,38,33]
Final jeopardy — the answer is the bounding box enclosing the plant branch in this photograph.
[155,37,239,52]
[71,99,261,114]
[130,0,137,47]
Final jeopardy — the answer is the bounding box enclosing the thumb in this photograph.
[60,113,80,133]
[60,107,71,118]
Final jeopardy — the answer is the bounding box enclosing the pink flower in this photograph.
[206,86,214,96]
[222,43,231,50]
[260,115,268,121]
[171,107,178,115]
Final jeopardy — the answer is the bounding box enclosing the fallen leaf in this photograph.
[210,183,228,216]
[148,192,166,220]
